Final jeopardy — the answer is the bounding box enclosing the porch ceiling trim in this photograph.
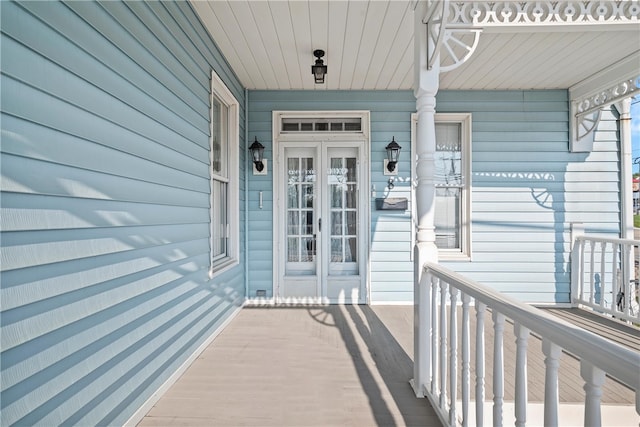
[569,52,640,152]
[445,0,640,27]
[421,0,640,152]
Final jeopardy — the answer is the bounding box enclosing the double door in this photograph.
[277,142,366,303]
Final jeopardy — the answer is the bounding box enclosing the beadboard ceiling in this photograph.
[191,0,640,91]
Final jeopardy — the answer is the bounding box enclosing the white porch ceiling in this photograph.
[191,0,640,92]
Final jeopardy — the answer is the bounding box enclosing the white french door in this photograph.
[277,142,366,303]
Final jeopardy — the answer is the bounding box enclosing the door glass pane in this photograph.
[328,155,358,275]
[286,154,316,275]
[288,237,299,262]
[345,184,356,209]
[331,238,342,262]
[331,212,342,235]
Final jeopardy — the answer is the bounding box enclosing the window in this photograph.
[209,71,239,277]
[412,113,471,259]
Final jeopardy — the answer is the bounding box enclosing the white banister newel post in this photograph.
[570,222,584,306]
[580,361,606,427]
[413,0,440,398]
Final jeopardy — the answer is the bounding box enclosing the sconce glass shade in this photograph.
[385,137,401,172]
[249,137,265,172]
[311,49,327,84]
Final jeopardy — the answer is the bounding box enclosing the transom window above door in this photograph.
[281,117,362,133]
[275,111,369,141]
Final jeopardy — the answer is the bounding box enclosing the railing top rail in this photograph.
[423,262,640,392]
[575,235,639,246]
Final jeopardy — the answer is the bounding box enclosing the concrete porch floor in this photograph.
[138,305,636,427]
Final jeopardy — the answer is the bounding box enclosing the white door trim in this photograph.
[272,111,371,304]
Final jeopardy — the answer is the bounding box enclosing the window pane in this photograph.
[211,97,228,176]
[435,187,460,249]
[212,179,228,259]
[435,123,462,186]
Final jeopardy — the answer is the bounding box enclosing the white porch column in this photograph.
[413,0,440,398]
[616,98,633,241]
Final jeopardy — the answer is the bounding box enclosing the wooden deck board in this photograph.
[139,306,441,427]
[138,305,637,427]
[542,307,640,352]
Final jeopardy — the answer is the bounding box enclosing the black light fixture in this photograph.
[311,49,327,84]
[385,137,402,173]
[249,137,265,172]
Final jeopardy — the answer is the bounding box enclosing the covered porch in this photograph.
[136,304,637,426]
[2,1,640,425]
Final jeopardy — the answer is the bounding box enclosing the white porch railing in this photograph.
[571,234,640,324]
[413,263,640,427]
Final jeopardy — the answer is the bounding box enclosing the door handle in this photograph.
[318,218,322,232]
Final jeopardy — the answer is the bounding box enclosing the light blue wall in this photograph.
[248,90,621,304]
[1,1,245,425]
[438,91,620,303]
[247,91,416,300]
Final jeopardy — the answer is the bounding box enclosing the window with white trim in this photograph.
[412,113,472,260]
[209,71,239,277]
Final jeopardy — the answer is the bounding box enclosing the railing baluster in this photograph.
[514,323,530,427]
[475,302,486,427]
[580,361,606,427]
[439,279,448,411]
[599,242,606,307]
[611,244,618,312]
[492,311,505,427]
[589,240,596,305]
[623,243,632,318]
[542,339,562,427]
[432,276,439,395]
[461,294,471,427]
[449,287,458,426]
[578,238,585,303]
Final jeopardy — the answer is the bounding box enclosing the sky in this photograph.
[631,96,640,167]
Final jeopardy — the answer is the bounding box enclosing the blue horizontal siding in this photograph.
[1,1,245,426]
[440,91,620,303]
[248,89,620,305]
[248,90,415,299]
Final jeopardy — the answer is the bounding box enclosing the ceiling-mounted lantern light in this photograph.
[311,49,327,84]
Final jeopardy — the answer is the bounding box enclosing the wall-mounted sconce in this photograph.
[384,137,401,176]
[311,49,327,84]
[249,137,267,175]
